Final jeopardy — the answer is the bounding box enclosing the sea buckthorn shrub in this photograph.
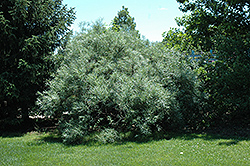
[37,24,203,144]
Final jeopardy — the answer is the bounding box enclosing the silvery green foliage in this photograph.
[37,24,201,144]
[96,128,121,144]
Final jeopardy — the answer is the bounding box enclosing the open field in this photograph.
[0,130,249,166]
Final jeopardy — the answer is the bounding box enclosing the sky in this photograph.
[63,0,184,42]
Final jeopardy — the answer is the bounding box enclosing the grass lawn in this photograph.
[0,130,249,166]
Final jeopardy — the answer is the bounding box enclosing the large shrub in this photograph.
[37,24,203,144]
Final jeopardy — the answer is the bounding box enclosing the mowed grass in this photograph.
[0,131,249,166]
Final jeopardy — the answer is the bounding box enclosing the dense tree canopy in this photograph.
[0,0,75,123]
[176,0,250,50]
[173,0,250,126]
[162,27,195,52]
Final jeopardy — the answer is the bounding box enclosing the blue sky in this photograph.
[63,0,184,42]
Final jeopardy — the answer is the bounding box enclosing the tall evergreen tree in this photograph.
[0,0,75,124]
[112,6,139,35]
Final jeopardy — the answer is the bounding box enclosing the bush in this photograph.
[96,128,121,144]
[37,23,204,144]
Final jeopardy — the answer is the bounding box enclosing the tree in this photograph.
[162,27,195,52]
[112,6,139,35]
[176,0,250,51]
[0,0,75,124]
[175,0,250,126]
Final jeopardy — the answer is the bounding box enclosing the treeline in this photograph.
[0,0,249,144]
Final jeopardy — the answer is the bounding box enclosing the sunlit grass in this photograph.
[0,131,249,165]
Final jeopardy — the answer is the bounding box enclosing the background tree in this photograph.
[162,27,196,53]
[112,6,139,36]
[175,0,250,126]
[176,0,250,51]
[203,33,250,126]
[0,0,75,125]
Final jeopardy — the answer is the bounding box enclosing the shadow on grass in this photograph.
[113,125,250,146]
[1,119,250,147]
[21,129,249,147]
[218,140,239,146]
[0,118,57,138]
[156,125,250,146]
[0,131,25,138]
[89,126,250,146]
[41,132,62,144]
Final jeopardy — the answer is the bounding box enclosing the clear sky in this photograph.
[63,0,184,42]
